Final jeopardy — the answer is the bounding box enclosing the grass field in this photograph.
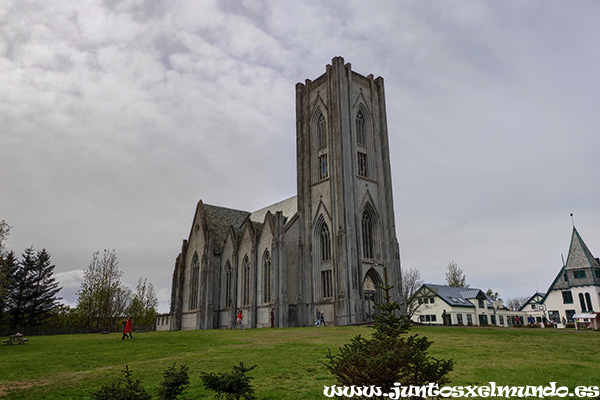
[1,326,599,399]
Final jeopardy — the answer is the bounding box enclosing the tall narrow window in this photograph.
[362,209,374,259]
[356,110,366,146]
[319,154,328,180]
[585,292,593,311]
[243,256,251,305]
[579,293,586,312]
[263,251,272,303]
[225,261,232,308]
[189,253,200,310]
[320,223,331,262]
[322,270,333,298]
[317,113,326,149]
[358,152,368,178]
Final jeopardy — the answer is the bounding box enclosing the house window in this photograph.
[358,152,368,178]
[566,309,576,322]
[320,222,331,262]
[499,316,504,325]
[457,314,463,325]
[225,261,232,308]
[318,154,328,180]
[356,110,366,146]
[585,292,593,312]
[579,293,586,312]
[562,291,573,304]
[574,270,586,279]
[243,256,251,305]
[531,305,536,310]
[263,251,272,304]
[467,314,473,325]
[478,298,484,308]
[317,113,326,149]
[564,272,569,282]
[429,298,435,304]
[322,270,333,298]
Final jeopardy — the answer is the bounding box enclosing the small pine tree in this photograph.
[156,363,189,400]
[91,365,151,400]
[201,362,257,400]
[325,269,453,399]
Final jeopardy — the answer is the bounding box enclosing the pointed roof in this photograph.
[565,227,600,270]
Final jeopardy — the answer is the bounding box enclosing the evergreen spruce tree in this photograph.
[9,247,37,329]
[28,249,62,326]
[0,251,18,328]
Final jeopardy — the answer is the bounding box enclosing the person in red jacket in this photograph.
[122,317,133,340]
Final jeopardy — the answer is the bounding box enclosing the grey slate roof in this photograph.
[421,284,495,308]
[249,196,297,222]
[203,204,250,254]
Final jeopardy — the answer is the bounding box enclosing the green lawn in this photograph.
[1,326,599,399]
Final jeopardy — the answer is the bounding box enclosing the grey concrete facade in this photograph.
[164,57,402,330]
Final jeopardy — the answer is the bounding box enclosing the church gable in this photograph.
[203,204,250,254]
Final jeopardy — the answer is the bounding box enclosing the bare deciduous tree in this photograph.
[401,267,425,318]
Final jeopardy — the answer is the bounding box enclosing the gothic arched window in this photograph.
[189,252,200,310]
[317,113,326,149]
[362,208,374,259]
[356,110,366,146]
[225,261,232,308]
[243,256,251,306]
[320,222,331,262]
[263,251,272,303]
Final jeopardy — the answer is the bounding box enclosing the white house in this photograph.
[540,227,600,328]
[411,284,520,327]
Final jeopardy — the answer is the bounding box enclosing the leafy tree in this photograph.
[325,270,453,399]
[445,261,468,288]
[201,362,257,400]
[127,278,159,326]
[157,364,190,400]
[0,220,10,253]
[401,267,425,318]
[77,250,132,329]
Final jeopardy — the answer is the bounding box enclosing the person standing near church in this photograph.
[320,310,326,327]
[236,310,244,329]
[315,308,321,326]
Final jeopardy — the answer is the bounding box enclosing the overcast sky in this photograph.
[2,1,599,313]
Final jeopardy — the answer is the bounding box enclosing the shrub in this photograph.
[157,363,189,400]
[91,365,151,400]
[201,362,257,400]
[325,272,453,399]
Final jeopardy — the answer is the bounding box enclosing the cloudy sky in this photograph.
[2,1,599,313]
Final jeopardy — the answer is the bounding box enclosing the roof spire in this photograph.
[570,213,575,228]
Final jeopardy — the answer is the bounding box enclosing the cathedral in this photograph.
[159,57,402,330]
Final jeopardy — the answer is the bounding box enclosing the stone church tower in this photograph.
[294,57,402,326]
[157,57,402,331]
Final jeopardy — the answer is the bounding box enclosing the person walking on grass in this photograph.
[122,317,133,340]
